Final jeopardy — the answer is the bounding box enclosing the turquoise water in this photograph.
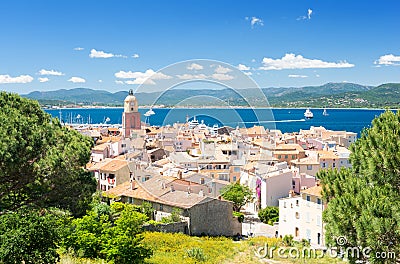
[45,108,388,136]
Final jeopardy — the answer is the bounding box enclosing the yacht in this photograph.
[304,108,314,119]
[322,108,329,116]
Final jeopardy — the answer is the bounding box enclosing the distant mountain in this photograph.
[282,83,400,108]
[22,82,400,108]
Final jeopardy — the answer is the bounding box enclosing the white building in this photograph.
[278,185,325,247]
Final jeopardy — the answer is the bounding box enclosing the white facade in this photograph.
[259,166,293,208]
[278,186,325,247]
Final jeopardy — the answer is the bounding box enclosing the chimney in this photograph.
[289,190,295,198]
[178,170,182,179]
[170,185,175,192]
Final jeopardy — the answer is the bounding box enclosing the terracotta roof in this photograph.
[275,143,304,151]
[100,159,128,172]
[301,185,322,197]
[87,159,113,171]
[317,150,339,160]
[92,143,109,151]
[104,177,213,209]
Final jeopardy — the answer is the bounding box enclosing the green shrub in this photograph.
[283,234,294,246]
[233,211,244,223]
[186,247,207,262]
[258,206,279,225]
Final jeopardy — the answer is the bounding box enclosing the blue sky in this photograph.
[0,0,399,93]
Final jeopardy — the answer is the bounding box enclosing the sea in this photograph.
[45,108,389,136]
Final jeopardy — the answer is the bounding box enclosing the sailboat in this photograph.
[322,108,329,116]
[144,108,155,124]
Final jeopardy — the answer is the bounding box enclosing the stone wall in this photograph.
[142,221,188,234]
[188,199,241,236]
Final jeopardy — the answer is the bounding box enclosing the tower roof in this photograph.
[125,89,137,102]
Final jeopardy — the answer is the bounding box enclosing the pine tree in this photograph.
[319,110,400,264]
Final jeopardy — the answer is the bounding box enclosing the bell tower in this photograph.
[122,89,141,138]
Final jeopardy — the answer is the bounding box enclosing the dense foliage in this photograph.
[220,182,253,212]
[319,110,400,263]
[0,92,96,217]
[258,206,279,225]
[62,202,152,263]
[0,208,68,263]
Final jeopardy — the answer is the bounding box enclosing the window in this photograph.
[306,212,310,223]
[322,163,326,168]
[278,155,281,159]
[306,195,311,202]
[292,155,296,159]
[295,212,300,219]
[234,167,240,172]
[317,198,322,205]
[233,176,237,182]
[333,163,336,168]
[307,165,313,170]
[296,200,299,207]
[159,204,163,211]
[200,178,205,184]
[317,216,321,226]
[128,197,133,204]
[108,173,115,179]
[284,202,287,208]
[285,155,288,159]
[121,144,126,148]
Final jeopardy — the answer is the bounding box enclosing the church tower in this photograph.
[122,89,141,138]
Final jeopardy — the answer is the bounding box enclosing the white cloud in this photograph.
[38,77,49,83]
[0,74,33,84]
[214,65,232,74]
[260,53,354,70]
[246,16,264,28]
[114,69,172,85]
[115,80,124,84]
[288,74,308,78]
[244,71,253,76]
[74,47,84,51]
[132,53,140,58]
[38,69,64,76]
[375,54,400,65]
[187,63,203,70]
[98,80,103,83]
[176,73,208,80]
[68,77,86,83]
[125,78,156,85]
[237,64,250,71]
[251,59,256,63]
[211,73,234,81]
[89,49,127,58]
[297,8,313,20]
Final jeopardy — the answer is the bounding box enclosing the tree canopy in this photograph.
[258,206,279,225]
[0,92,96,216]
[319,110,400,263]
[220,182,253,212]
[62,202,152,263]
[0,208,68,264]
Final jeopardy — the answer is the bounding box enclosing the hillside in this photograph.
[282,83,400,108]
[22,82,400,108]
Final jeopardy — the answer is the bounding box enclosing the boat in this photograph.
[304,108,314,119]
[322,108,329,116]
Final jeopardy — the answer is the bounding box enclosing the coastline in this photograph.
[44,106,398,111]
